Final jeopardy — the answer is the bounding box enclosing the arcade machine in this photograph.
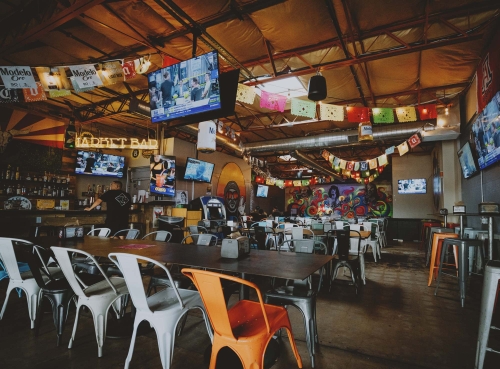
[189,196,227,237]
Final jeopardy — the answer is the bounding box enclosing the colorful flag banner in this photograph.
[346,161,354,171]
[22,82,47,102]
[0,84,18,103]
[408,133,421,148]
[339,159,347,169]
[372,107,394,123]
[333,157,340,167]
[321,150,330,161]
[36,66,71,91]
[122,61,137,80]
[346,106,370,122]
[70,77,95,93]
[368,159,378,169]
[266,177,276,185]
[293,180,302,187]
[328,154,334,164]
[417,104,437,120]
[0,66,37,89]
[69,64,102,88]
[99,61,124,86]
[284,180,293,187]
[378,154,388,166]
[275,180,284,187]
[236,83,256,104]
[360,161,368,171]
[48,90,71,98]
[354,162,360,171]
[362,170,370,178]
[396,107,417,122]
[291,98,316,118]
[385,146,395,155]
[398,141,409,156]
[369,175,375,182]
[260,90,287,112]
[320,103,344,121]
[301,179,310,186]
[162,55,179,68]
[134,57,152,74]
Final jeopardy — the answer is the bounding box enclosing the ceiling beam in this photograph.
[0,0,106,58]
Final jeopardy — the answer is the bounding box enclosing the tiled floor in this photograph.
[0,241,498,368]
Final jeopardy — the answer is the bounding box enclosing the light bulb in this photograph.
[445,107,449,115]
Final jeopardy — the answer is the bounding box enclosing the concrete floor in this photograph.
[0,241,498,369]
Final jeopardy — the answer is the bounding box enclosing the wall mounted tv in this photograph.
[256,184,269,198]
[397,179,427,194]
[457,141,479,179]
[75,150,125,178]
[183,158,215,183]
[149,155,176,197]
[471,91,500,170]
[148,50,222,122]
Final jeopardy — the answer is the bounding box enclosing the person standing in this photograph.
[160,71,174,108]
[190,77,202,101]
[85,181,131,238]
[84,153,96,173]
[201,72,211,99]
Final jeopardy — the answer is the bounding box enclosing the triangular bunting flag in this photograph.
[395,107,417,122]
[372,107,394,123]
[354,162,360,171]
[360,161,368,171]
[291,98,316,118]
[417,104,437,120]
[320,104,344,121]
[99,61,124,85]
[70,77,95,93]
[122,61,137,80]
[321,150,330,161]
[339,159,347,169]
[260,90,287,112]
[346,106,370,122]
[368,159,378,169]
[408,133,422,148]
[378,154,388,166]
[69,64,103,88]
[236,83,256,104]
[398,141,409,156]
[23,82,47,102]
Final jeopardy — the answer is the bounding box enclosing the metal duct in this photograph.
[177,124,244,156]
[291,150,344,181]
[244,121,435,154]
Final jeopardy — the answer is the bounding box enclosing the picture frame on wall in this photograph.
[152,206,163,228]
[176,190,188,205]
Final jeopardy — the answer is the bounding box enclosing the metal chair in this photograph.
[181,234,217,246]
[330,230,362,294]
[87,228,111,237]
[108,253,212,369]
[142,230,172,242]
[113,229,140,239]
[181,268,303,369]
[188,226,209,244]
[362,222,381,262]
[50,247,129,357]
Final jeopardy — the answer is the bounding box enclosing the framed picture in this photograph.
[152,206,163,228]
[176,190,188,205]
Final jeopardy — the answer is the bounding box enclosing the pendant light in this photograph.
[308,71,327,101]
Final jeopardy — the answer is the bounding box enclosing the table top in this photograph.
[35,236,333,281]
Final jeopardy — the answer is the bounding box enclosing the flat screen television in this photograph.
[397,179,427,194]
[256,184,269,198]
[149,155,176,197]
[183,157,214,183]
[471,91,500,170]
[457,141,479,179]
[75,150,125,178]
[148,50,221,123]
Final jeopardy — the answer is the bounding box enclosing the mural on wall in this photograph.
[284,183,393,218]
[216,162,246,219]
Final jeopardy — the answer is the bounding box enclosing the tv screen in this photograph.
[256,184,269,198]
[471,91,500,170]
[183,157,214,183]
[75,150,125,178]
[149,155,176,197]
[397,179,427,194]
[148,50,221,123]
[457,142,479,179]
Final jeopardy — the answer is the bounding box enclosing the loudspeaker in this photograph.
[308,74,327,101]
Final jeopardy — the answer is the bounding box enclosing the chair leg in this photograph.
[34,294,45,337]
[359,254,366,285]
[0,284,14,320]
[68,303,82,349]
[124,316,141,369]
[283,327,303,368]
[27,291,39,329]
[156,328,174,369]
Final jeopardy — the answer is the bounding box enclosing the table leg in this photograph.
[239,272,249,300]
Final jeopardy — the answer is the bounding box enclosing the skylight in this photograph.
[255,76,307,98]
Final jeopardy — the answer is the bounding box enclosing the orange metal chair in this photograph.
[181,268,303,369]
[427,232,459,286]
[420,221,442,250]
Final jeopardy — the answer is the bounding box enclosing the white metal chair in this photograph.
[109,253,212,369]
[142,230,172,242]
[51,247,129,357]
[87,228,111,237]
[113,229,140,239]
[181,234,217,246]
[0,238,61,329]
[362,222,381,262]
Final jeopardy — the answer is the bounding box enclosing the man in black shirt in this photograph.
[85,181,131,238]
[160,71,174,108]
[84,153,96,173]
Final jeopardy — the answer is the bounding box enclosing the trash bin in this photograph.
[158,216,184,243]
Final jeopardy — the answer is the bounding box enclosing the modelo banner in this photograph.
[69,64,103,88]
[0,66,37,89]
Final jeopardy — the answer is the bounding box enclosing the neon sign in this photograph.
[76,136,158,149]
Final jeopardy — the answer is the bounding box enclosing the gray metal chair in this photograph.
[330,230,362,294]
[142,230,172,242]
[87,228,111,237]
[113,229,140,239]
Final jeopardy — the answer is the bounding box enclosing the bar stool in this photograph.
[475,260,500,369]
[428,232,458,287]
[464,230,488,273]
[421,221,442,250]
[426,227,453,267]
[434,238,484,307]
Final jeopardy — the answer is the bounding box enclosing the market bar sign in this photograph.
[76,136,158,149]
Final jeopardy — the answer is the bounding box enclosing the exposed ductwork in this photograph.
[291,150,344,181]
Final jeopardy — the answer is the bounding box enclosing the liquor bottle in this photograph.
[66,174,70,184]
[43,171,48,182]
[5,164,11,180]
[6,184,12,195]
[32,187,38,195]
[21,185,26,196]
[16,184,21,195]
[42,183,48,197]
[61,175,66,184]
[52,187,58,197]
[15,167,20,181]
[0,184,4,195]
[26,173,31,181]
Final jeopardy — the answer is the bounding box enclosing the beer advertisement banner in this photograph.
[0,66,37,89]
[68,65,103,88]
[98,61,124,86]
[476,28,500,113]
[22,82,47,102]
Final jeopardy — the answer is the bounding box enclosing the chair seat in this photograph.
[82,277,128,298]
[20,266,63,281]
[147,288,202,312]
[228,300,288,339]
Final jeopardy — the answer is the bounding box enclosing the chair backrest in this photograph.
[87,228,111,237]
[20,245,57,288]
[279,238,314,253]
[0,237,33,282]
[109,253,183,312]
[335,230,361,259]
[181,268,270,338]
[349,224,363,231]
[324,222,333,232]
[334,221,347,230]
[311,223,324,230]
[142,230,172,242]
[113,229,140,239]
[291,227,303,240]
[51,246,118,298]
[181,234,217,246]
